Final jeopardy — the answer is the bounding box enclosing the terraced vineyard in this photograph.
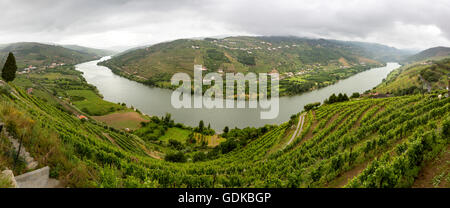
[0,81,448,187]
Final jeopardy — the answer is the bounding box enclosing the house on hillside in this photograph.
[78,115,88,120]
[364,92,392,98]
[268,69,279,75]
[26,88,33,94]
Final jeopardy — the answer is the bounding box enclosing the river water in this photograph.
[75,57,400,131]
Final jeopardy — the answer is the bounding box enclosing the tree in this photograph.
[304,102,321,111]
[223,126,229,134]
[1,52,18,82]
[198,120,205,133]
[329,93,337,103]
[163,113,172,124]
[193,152,207,162]
[165,151,187,163]
[350,92,360,99]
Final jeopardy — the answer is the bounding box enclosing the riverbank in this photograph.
[98,58,384,97]
[77,58,400,131]
[13,64,150,131]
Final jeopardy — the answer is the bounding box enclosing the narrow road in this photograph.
[284,113,305,148]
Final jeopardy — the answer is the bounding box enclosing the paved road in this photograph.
[284,113,305,148]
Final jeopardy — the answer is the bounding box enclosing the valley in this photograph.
[77,57,400,131]
[0,37,448,189]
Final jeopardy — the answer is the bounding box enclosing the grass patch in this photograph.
[159,128,192,143]
[66,90,125,116]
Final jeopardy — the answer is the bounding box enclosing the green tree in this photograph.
[1,52,18,82]
[350,92,360,98]
[198,120,205,133]
[223,126,229,134]
[193,152,207,162]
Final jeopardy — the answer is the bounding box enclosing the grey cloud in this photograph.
[0,0,449,49]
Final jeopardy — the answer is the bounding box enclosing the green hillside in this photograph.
[100,36,408,95]
[405,46,450,63]
[1,78,448,187]
[0,42,103,69]
[375,58,450,95]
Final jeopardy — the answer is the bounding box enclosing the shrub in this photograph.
[193,152,207,162]
[165,151,187,163]
[304,102,321,111]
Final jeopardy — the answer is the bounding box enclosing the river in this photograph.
[75,57,400,131]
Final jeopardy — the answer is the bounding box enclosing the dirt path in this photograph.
[284,113,305,148]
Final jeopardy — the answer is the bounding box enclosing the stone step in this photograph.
[0,170,18,188]
[4,130,38,170]
[15,166,49,188]
[26,161,38,170]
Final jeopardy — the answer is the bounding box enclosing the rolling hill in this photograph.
[375,58,450,95]
[405,46,450,63]
[0,42,107,69]
[99,36,408,94]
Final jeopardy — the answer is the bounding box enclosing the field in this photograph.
[192,133,226,147]
[66,90,124,116]
[159,128,192,143]
[92,111,149,130]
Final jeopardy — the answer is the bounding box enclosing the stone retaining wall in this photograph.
[15,166,50,188]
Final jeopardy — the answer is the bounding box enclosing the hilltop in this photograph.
[100,36,408,95]
[405,46,450,63]
[0,42,108,69]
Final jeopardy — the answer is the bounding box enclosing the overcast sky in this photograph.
[1,0,449,51]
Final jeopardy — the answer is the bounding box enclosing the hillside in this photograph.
[406,46,450,63]
[61,45,116,57]
[339,41,414,62]
[99,36,410,95]
[0,42,104,69]
[1,77,448,187]
[375,58,450,95]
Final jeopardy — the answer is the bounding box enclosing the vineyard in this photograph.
[0,82,448,187]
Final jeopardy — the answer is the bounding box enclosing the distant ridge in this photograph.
[406,46,450,62]
[0,42,109,68]
[61,44,116,57]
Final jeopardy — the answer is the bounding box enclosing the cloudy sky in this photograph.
[1,0,449,51]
